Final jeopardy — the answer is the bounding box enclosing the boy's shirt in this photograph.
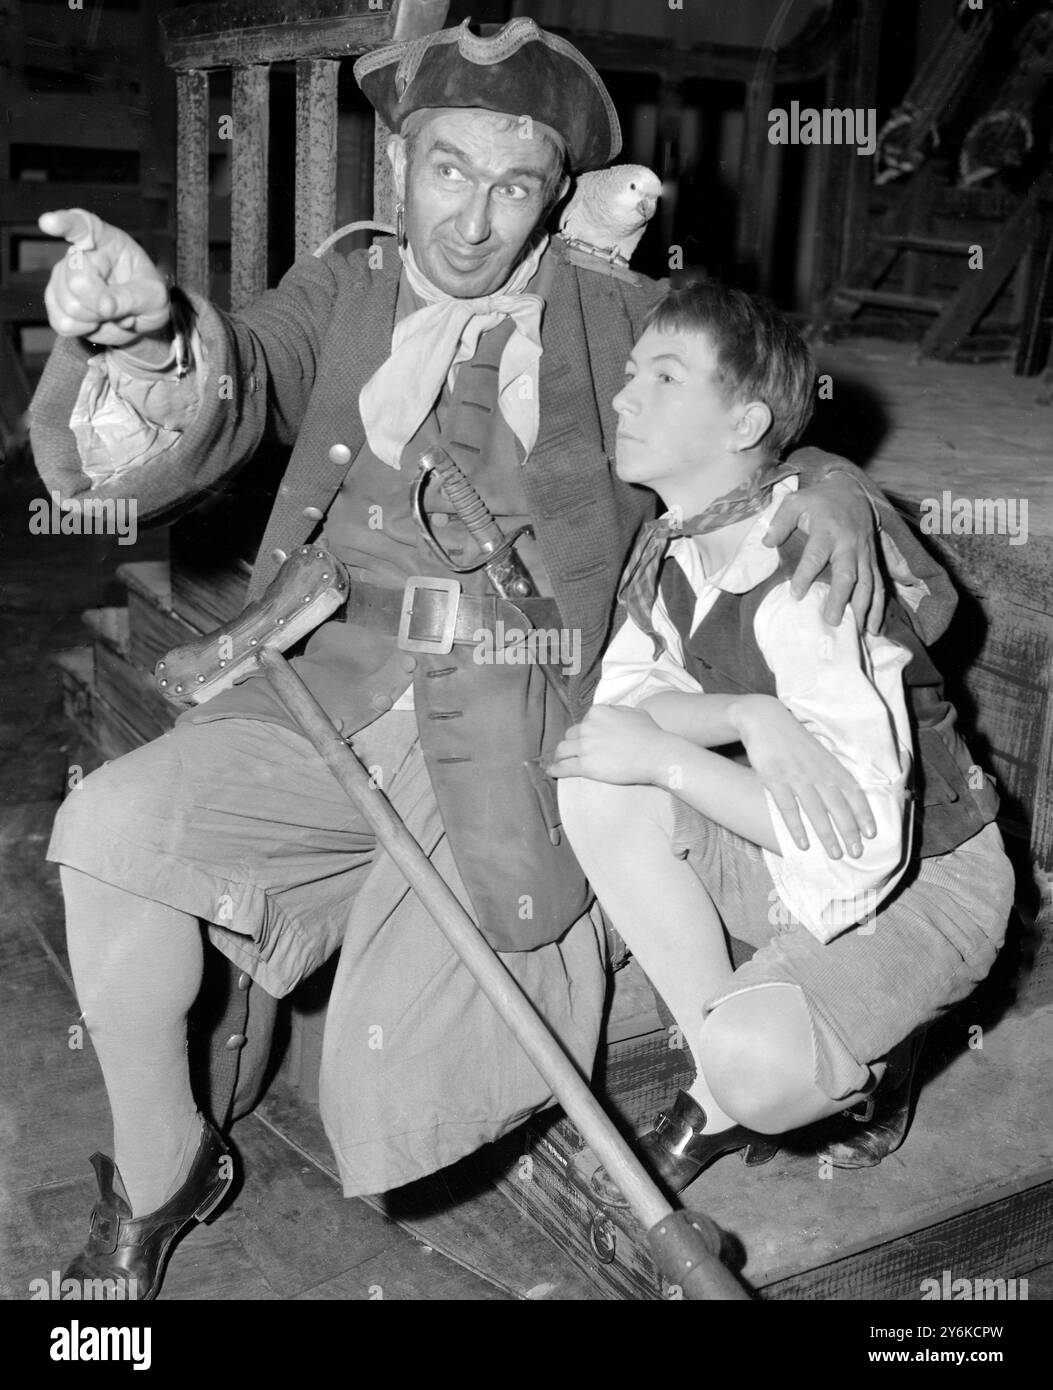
[594,477,915,944]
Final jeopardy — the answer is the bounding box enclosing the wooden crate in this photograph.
[496,1112,668,1301]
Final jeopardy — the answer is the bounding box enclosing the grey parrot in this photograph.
[558,164,662,266]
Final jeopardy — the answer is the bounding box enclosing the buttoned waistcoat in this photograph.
[661,530,999,856]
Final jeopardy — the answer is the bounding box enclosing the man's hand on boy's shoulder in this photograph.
[764,461,883,634]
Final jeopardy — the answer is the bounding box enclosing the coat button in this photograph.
[328,443,353,466]
[271,548,288,565]
[225,1033,247,1050]
[371,693,393,712]
[236,972,252,991]
[302,505,324,521]
[401,656,417,673]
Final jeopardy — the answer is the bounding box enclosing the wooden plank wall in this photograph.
[922,529,1053,1008]
[163,0,449,298]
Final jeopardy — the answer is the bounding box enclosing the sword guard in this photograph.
[410,464,480,573]
[410,460,534,580]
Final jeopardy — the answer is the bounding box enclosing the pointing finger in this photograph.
[38,208,102,252]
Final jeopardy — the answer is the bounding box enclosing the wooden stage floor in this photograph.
[811,338,1053,542]
[2,339,1052,1301]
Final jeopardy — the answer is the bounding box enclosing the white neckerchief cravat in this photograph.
[358,236,547,469]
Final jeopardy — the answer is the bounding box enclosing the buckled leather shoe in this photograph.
[818,1030,926,1169]
[636,1090,780,1195]
[63,1118,233,1301]
[574,1090,779,1206]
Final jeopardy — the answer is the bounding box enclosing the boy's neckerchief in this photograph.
[618,464,799,658]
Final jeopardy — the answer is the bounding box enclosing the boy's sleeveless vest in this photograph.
[659,534,999,857]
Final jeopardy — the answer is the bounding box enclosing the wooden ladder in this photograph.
[825,156,1053,366]
[816,0,1053,371]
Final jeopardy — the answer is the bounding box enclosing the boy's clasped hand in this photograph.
[548,696,877,861]
[548,705,680,788]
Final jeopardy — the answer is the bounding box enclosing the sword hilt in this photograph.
[419,446,501,550]
[415,447,538,599]
[413,450,571,711]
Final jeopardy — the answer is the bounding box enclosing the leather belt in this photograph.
[335,576,565,658]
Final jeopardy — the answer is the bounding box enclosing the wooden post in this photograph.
[138,0,178,273]
[736,66,775,288]
[655,79,683,255]
[294,59,340,260]
[230,65,271,311]
[835,0,885,289]
[373,117,397,229]
[175,70,211,295]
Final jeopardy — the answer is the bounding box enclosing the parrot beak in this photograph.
[637,195,658,220]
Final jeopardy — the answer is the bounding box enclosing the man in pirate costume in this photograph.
[30,19,948,1298]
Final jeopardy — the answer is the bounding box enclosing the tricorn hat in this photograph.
[354,18,621,173]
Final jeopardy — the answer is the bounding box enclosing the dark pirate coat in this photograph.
[33,237,658,698]
[33,237,665,954]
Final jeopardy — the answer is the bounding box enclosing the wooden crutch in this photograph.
[257,646,748,1301]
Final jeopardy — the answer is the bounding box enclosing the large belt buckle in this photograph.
[398,576,461,654]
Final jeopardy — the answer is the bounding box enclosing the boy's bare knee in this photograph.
[699,996,808,1132]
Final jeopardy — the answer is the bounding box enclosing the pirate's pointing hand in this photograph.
[39,208,171,351]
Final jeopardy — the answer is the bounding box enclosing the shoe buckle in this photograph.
[398,576,461,654]
[847,1095,877,1124]
[652,1108,693,1156]
[87,1206,119,1255]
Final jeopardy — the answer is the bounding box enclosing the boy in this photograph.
[550,282,1013,1195]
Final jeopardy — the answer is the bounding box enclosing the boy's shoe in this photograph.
[574,1090,779,1206]
[817,1030,926,1169]
[636,1090,780,1194]
[62,1117,233,1301]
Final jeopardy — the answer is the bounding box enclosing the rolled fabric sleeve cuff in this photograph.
[69,327,205,483]
[762,785,913,943]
